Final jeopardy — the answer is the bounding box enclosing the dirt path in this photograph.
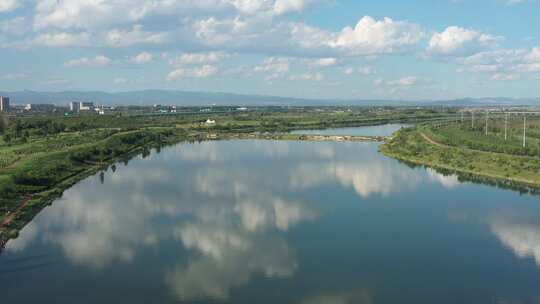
[420,132,447,148]
[419,131,540,161]
[2,157,25,171]
[389,132,540,187]
[1,194,34,227]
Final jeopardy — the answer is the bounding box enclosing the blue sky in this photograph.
[0,0,539,100]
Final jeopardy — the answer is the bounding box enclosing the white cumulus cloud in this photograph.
[428,26,501,56]
[131,51,153,64]
[105,25,169,47]
[0,0,20,12]
[387,76,419,86]
[167,65,219,80]
[329,16,424,55]
[310,57,337,67]
[274,0,315,15]
[114,77,128,84]
[288,72,324,81]
[65,55,112,67]
[491,73,519,81]
[254,57,290,80]
[343,66,375,75]
[33,32,92,47]
[170,52,230,66]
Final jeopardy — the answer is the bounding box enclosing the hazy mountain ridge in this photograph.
[1,90,539,107]
[424,97,540,107]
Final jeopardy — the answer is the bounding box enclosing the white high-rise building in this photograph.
[0,96,10,112]
[70,101,80,112]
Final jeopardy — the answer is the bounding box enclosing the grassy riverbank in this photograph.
[381,126,540,191]
[0,127,190,238]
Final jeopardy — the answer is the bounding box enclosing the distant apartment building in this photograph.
[69,101,80,112]
[25,104,56,112]
[70,101,94,113]
[153,104,177,113]
[0,96,10,112]
[94,105,115,115]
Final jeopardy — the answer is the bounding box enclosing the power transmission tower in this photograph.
[504,112,508,141]
[472,111,475,129]
[485,111,489,136]
[523,115,527,148]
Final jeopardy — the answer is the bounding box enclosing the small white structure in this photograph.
[25,104,55,112]
[79,102,94,111]
[70,101,94,113]
[205,119,216,125]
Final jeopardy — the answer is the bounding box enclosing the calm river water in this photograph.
[291,124,410,136]
[1,125,540,303]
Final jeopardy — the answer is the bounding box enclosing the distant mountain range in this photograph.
[422,97,540,107]
[1,90,540,107]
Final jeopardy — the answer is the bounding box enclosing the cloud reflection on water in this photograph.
[490,213,540,266]
[166,223,297,300]
[426,168,460,189]
[289,145,461,198]
[5,140,464,301]
[289,161,422,198]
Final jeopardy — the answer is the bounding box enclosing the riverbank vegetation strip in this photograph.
[381,126,540,189]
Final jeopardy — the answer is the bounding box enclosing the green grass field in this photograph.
[381,123,540,191]
[424,114,540,157]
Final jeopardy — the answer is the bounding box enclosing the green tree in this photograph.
[0,113,7,134]
[14,120,22,138]
[3,133,12,143]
